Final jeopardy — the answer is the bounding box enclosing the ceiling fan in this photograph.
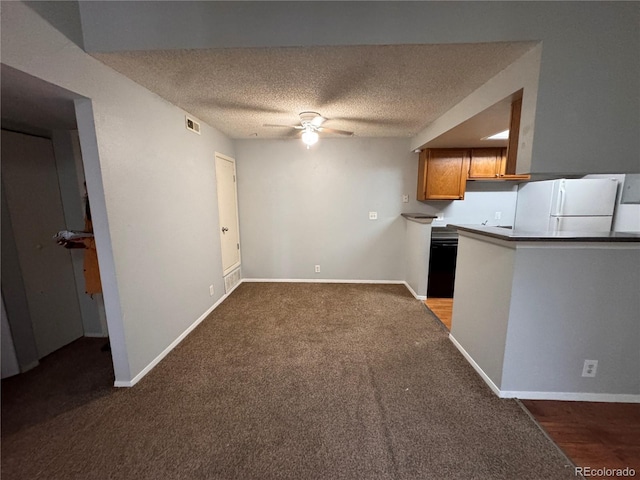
[263,111,354,147]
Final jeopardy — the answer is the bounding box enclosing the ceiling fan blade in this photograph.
[318,127,354,136]
[311,115,327,127]
[263,124,302,129]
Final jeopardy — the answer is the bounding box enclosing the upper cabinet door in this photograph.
[468,148,502,179]
[418,149,469,201]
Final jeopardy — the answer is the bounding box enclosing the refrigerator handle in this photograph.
[555,185,566,216]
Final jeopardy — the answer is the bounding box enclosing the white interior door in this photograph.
[215,153,241,275]
[1,130,84,358]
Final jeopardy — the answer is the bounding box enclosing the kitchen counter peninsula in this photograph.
[449,224,640,243]
[447,224,640,402]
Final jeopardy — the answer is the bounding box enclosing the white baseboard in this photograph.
[449,333,502,397]
[403,282,426,301]
[449,334,640,403]
[501,391,640,403]
[242,278,425,300]
[243,278,406,285]
[113,293,230,388]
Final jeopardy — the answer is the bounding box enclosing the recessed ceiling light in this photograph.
[482,129,509,140]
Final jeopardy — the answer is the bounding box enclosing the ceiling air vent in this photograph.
[185,116,201,135]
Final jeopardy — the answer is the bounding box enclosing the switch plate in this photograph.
[494,211,502,220]
[369,212,378,220]
[209,285,214,296]
[314,265,321,273]
[402,195,409,203]
[582,359,598,377]
[436,212,444,221]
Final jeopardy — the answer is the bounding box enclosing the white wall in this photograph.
[450,235,515,389]
[451,233,640,400]
[502,244,640,398]
[428,183,518,228]
[235,138,414,280]
[1,2,235,384]
[404,220,432,299]
[584,174,640,232]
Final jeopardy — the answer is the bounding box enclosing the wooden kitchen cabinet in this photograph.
[417,149,469,201]
[468,148,505,179]
[468,146,530,181]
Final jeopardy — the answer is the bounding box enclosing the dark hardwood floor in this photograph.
[424,297,640,478]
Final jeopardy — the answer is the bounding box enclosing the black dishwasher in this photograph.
[427,227,458,298]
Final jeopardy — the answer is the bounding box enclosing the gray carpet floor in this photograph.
[1,282,576,479]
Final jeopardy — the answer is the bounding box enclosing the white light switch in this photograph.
[494,211,502,220]
[436,212,444,221]
[369,212,378,220]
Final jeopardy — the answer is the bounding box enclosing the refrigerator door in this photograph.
[514,180,555,231]
[551,178,618,217]
[549,215,613,232]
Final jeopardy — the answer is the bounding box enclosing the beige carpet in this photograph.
[2,283,576,479]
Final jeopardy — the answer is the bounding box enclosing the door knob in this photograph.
[221,227,229,233]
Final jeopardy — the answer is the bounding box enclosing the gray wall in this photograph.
[76,1,640,175]
[235,138,414,280]
[503,245,640,396]
[584,174,640,232]
[2,2,235,384]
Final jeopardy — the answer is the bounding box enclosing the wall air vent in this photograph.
[185,116,201,135]
[224,268,241,294]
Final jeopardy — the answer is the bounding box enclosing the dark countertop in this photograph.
[448,224,640,243]
[401,213,437,224]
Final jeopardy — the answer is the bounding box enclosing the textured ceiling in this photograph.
[93,42,536,140]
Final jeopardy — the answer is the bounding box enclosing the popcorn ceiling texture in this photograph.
[93,42,536,139]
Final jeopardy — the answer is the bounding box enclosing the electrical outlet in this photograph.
[582,359,598,377]
[436,212,444,221]
[402,194,409,203]
[314,265,321,273]
[209,284,214,296]
[369,212,378,220]
[494,211,502,220]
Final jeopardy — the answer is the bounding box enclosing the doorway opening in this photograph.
[1,66,112,384]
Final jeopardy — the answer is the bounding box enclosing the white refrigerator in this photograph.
[514,178,618,232]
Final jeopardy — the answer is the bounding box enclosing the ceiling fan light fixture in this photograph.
[301,128,319,147]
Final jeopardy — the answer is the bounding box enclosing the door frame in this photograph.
[215,152,241,276]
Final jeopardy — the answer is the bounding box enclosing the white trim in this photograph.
[501,391,640,403]
[449,334,502,397]
[450,334,640,403]
[402,282,427,301]
[113,294,229,388]
[243,278,406,285]
[215,152,242,276]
